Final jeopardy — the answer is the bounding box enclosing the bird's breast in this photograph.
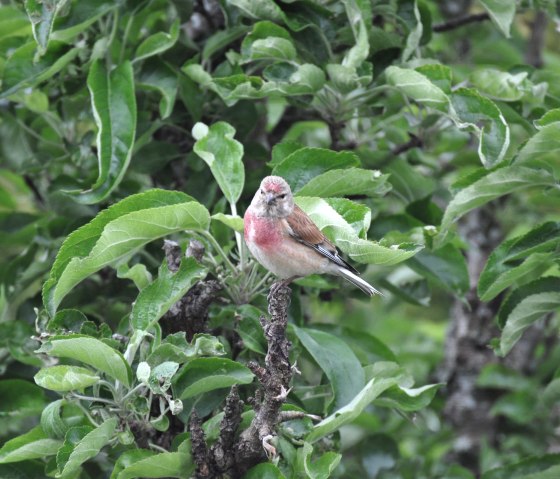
[244,212,282,249]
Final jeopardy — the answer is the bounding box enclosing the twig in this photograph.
[391,133,423,156]
[433,13,490,33]
[211,386,244,474]
[189,411,213,478]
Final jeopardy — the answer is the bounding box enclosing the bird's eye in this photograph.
[260,189,264,195]
[278,194,286,199]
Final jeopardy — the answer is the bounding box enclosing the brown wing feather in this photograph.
[286,205,332,246]
[286,205,359,275]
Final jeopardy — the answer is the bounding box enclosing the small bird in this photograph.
[244,176,381,296]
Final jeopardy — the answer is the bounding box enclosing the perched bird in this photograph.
[244,175,381,296]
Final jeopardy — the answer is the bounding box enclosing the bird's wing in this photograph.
[285,204,359,275]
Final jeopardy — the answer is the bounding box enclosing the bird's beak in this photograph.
[265,192,276,205]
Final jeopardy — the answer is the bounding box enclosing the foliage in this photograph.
[0,0,559,478]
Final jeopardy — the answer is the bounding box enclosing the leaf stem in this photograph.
[230,202,245,271]
[197,230,237,274]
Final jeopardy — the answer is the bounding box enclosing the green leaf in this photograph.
[516,122,560,164]
[116,263,152,290]
[134,18,180,62]
[110,450,155,479]
[211,213,244,232]
[243,463,286,479]
[479,0,516,37]
[342,0,371,68]
[295,197,421,265]
[450,88,510,168]
[228,0,284,22]
[399,0,423,61]
[373,383,442,412]
[478,222,560,301]
[498,278,560,356]
[36,335,132,387]
[481,454,560,479]
[116,442,194,478]
[408,244,469,296]
[131,257,207,332]
[1,41,80,98]
[0,379,47,417]
[192,121,245,204]
[436,166,558,247]
[41,399,68,439]
[57,419,117,477]
[385,66,449,111]
[173,358,254,400]
[43,190,209,316]
[295,327,365,410]
[138,60,178,119]
[470,69,529,101]
[50,0,115,43]
[67,60,136,204]
[0,426,62,464]
[202,26,251,61]
[0,7,31,41]
[298,442,341,479]
[24,0,68,54]
[306,377,397,443]
[34,365,100,392]
[272,148,361,193]
[296,168,391,198]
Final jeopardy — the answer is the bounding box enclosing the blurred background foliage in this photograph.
[1,0,560,478]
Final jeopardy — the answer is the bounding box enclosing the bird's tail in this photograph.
[337,267,383,297]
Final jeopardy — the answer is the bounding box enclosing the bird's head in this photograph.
[252,176,294,218]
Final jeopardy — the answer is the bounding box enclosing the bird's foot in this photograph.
[268,277,295,302]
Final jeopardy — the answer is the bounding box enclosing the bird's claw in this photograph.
[262,434,277,459]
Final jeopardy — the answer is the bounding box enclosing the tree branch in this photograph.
[433,12,490,33]
[234,281,293,474]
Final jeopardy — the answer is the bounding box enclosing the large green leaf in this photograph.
[297,442,341,479]
[138,60,178,119]
[43,190,209,316]
[41,400,68,439]
[479,222,560,301]
[296,197,421,265]
[0,426,62,464]
[0,379,47,417]
[470,69,530,101]
[436,166,557,247]
[306,377,397,443]
[272,148,361,193]
[116,446,194,479]
[243,463,286,479]
[1,41,80,98]
[36,335,132,387]
[481,454,560,479]
[34,365,100,392]
[67,60,136,204]
[173,358,254,400]
[24,0,67,54]
[0,7,31,41]
[450,88,510,168]
[57,419,117,477]
[498,278,560,356]
[295,327,365,411]
[479,0,516,37]
[296,168,391,198]
[407,244,469,296]
[192,122,245,204]
[385,66,448,111]
[131,257,207,332]
[515,122,560,164]
[134,18,180,62]
[373,383,442,412]
[241,22,297,62]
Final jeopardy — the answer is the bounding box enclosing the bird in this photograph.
[244,175,382,296]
